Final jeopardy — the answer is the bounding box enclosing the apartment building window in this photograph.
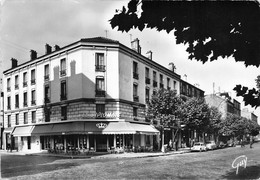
[7,96,11,110]
[44,85,50,103]
[32,111,36,123]
[60,80,67,100]
[160,74,164,88]
[145,88,150,104]
[153,71,157,87]
[61,106,67,120]
[133,61,139,80]
[60,58,66,76]
[44,64,50,81]
[145,67,150,84]
[167,78,170,90]
[31,69,36,85]
[95,53,105,72]
[15,113,19,125]
[8,115,11,127]
[23,92,28,107]
[45,108,50,122]
[133,83,139,102]
[15,75,19,90]
[173,80,176,90]
[133,107,138,121]
[96,77,105,97]
[15,94,19,109]
[96,104,105,119]
[24,112,28,124]
[31,90,36,105]
[7,78,11,91]
[23,72,27,87]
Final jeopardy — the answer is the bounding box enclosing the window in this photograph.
[15,75,19,89]
[44,64,50,81]
[44,85,50,103]
[15,114,19,125]
[167,78,170,90]
[96,104,105,118]
[61,106,67,120]
[60,58,66,76]
[23,92,28,107]
[145,67,150,84]
[173,81,176,90]
[145,88,150,104]
[45,108,50,122]
[23,72,27,87]
[133,61,139,79]
[160,74,163,88]
[95,53,105,71]
[60,81,67,100]
[24,112,28,124]
[31,90,36,105]
[31,69,36,85]
[96,77,105,97]
[7,96,11,110]
[7,78,11,91]
[15,94,19,108]
[133,84,139,102]
[32,111,36,123]
[8,115,11,127]
[153,71,157,87]
[133,107,138,120]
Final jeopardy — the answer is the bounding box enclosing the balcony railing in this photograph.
[15,103,19,109]
[95,65,106,72]
[153,81,157,87]
[60,69,66,77]
[15,84,19,90]
[24,120,28,124]
[133,72,139,80]
[61,116,67,121]
[31,100,36,105]
[145,77,150,84]
[24,102,28,107]
[95,90,106,97]
[7,105,11,110]
[7,87,11,92]
[60,94,67,101]
[133,95,139,102]
[44,75,50,81]
[44,98,50,103]
[23,81,27,87]
[31,79,36,85]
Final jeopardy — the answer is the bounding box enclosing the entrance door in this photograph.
[96,135,107,152]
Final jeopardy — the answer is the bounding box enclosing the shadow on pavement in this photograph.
[221,165,260,179]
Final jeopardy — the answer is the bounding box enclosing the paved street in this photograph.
[1,142,260,180]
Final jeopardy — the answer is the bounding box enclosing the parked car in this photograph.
[191,142,207,152]
[206,141,217,150]
[217,141,228,149]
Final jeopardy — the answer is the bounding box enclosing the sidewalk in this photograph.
[0,148,191,159]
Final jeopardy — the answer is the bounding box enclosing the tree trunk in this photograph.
[161,127,165,152]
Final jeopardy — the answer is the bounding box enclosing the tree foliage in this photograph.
[110,0,260,66]
[207,106,222,135]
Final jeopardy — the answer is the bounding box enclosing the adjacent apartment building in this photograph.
[2,37,182,153]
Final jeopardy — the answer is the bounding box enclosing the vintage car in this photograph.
[191,142,207,152]
[206,141,217,150]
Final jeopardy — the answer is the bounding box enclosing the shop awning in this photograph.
[3,127,15,134]
[130,123,159,135]
[31,124,54,135]
[102,122,136,134]
[12,126,34,137]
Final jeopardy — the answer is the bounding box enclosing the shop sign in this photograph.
[96,122,108,129]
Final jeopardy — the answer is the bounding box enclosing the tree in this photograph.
[180,97,211,144]
[207,107,222,142]
[110,1,260,107]
[147,88,183,150]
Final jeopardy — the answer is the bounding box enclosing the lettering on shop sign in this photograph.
[96,122,108,129]
[232,155,247,175]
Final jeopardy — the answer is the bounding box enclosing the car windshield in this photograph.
[194,143,201,146]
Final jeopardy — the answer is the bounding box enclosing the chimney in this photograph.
[45,44,52,54]
[131,38,141,54]
[54,45,60,51]
[146,51,152,60]
[168,62,176,73]
[30,50,37,60]
[11,58,18,69]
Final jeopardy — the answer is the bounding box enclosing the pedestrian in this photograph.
[169,139,173,150]
[240,139,245,148]
[250,136,253,148]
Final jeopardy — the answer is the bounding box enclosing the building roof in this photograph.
[80,37,119,44]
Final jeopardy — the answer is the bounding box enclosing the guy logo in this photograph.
[232,155,247,175]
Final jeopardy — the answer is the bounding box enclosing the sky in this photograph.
[0,0,260,117]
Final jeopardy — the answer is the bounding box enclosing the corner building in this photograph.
[3,37,181,153]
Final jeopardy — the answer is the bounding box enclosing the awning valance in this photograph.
[12,126,34,137]
[130,123,160,135]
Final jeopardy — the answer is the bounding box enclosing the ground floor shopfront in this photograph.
[2,120,159,153]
